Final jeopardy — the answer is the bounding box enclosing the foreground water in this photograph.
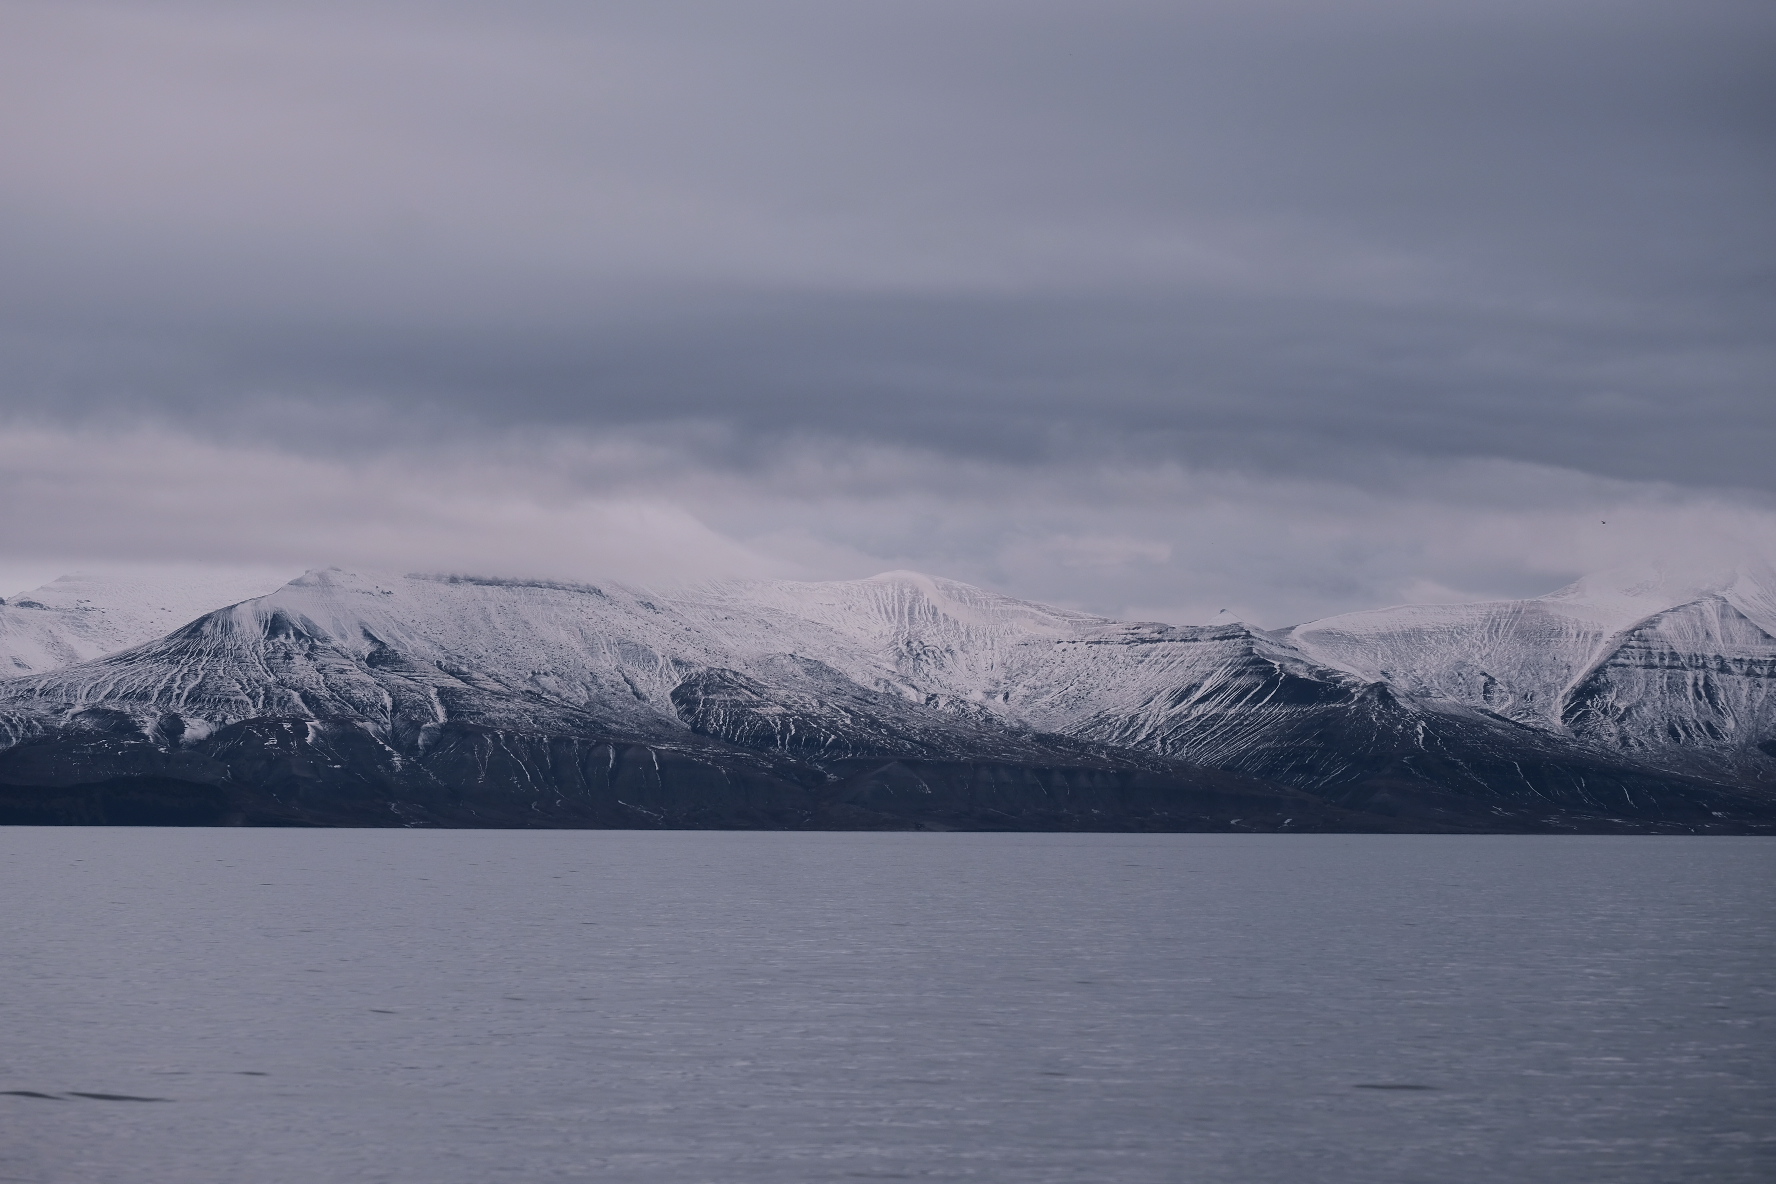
[0,832,1770,1183]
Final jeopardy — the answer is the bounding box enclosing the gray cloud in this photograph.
[4,419,1774,626]
[0,0,1771,611]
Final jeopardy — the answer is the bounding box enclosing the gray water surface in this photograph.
[1,831,1771,1183]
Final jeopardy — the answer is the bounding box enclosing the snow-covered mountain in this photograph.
[1288,562,1776,770]
[0,564,1771,832]
[0,569,296,677]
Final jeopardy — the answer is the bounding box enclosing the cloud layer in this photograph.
[5,421,1774,626]
[2,1,1771,616]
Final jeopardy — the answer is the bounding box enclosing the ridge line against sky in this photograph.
[1,0,1771,623]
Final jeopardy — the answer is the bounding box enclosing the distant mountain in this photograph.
[0,566,1771,832]
[1288,563,1776,782]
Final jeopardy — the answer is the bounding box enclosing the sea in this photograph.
[1,830,1770,1183]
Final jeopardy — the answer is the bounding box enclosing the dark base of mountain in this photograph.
[2,715,1770,834]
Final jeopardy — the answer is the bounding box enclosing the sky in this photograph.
[1,0,1772,624]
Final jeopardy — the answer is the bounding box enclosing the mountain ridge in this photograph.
[1,564,1771,832]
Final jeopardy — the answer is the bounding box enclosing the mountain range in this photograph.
[2,564,1773,832]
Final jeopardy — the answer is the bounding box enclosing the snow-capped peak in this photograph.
[0,566,298,678]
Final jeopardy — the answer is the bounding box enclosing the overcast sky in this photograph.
[2,0,1772,622]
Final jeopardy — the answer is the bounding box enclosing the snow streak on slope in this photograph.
[0,569,298,677]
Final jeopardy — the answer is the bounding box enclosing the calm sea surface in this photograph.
[1,830,1770,1183]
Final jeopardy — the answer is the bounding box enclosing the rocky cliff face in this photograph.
[0,565,1771,832]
